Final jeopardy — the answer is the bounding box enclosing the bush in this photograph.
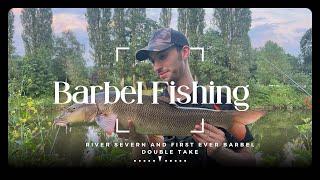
[248,81,306,109]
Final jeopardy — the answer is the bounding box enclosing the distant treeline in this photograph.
[8,8,312,98]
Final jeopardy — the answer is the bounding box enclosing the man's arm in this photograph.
[147,135,165,151]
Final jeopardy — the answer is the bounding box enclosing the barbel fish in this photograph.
[54,92,265,140]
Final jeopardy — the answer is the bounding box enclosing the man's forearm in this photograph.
[147,135,165,151]
[209,147,256,167]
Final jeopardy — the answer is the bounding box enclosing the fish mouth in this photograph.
[53,118,69,127]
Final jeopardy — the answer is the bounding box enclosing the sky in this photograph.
[11,8,312,66]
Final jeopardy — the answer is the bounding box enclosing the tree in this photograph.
[8,10,15,59]
[20,8,55,97]
[125,9,160,88]
[202,29,225,64]
[255,41,293,85]
[52,30,89,85]
[127,8,146,88]
[185,8,205,81]
[213,8,251,50]
[61,31,89,88]
[198,29,226,84]
[21,8,53,57]
[159,8,172,28]
[52,35,68,82]
[178,8,206,81]
[126,9,148,88]
[213,8,252,86]
[113,9,127,47]
[113,8,129,88]
[21,51,55,97]
[86,8,113,85]
[300,28,312,74]
[8,10,15,80]
[178,8,188,36]
[187,9,205,47]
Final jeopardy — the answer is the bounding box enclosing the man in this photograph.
[131,28,255,167]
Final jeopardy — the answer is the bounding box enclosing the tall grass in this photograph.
[8,85,64,166]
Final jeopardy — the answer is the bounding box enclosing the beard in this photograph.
[168,52,184,82]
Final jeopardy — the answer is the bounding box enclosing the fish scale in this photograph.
[103,94,239,136]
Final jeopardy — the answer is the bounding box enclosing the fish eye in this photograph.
[68,106,76,112]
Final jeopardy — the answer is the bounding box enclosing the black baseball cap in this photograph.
[135,28,189,61]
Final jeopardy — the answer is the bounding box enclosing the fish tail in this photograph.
[230,111,266,141]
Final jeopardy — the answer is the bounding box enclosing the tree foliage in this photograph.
[126,8,159,87]
[8,10,15,80]
[300,28,312,74]
[20,8,55,97]
[177,8,206,81]
[53,31,89,88]
[159,8,172,28]
[8,10,15,59]
[86,8,114,85]
[10,8,312,97]
[21,8,53,56]
[213,8,252,86]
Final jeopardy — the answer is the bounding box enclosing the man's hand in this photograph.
[192,123,227,156]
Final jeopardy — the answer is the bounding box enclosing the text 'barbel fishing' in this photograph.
[54,81,250,111]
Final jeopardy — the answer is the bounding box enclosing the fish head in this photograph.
[54,103,97,127]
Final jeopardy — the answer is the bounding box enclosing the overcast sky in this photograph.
[11,8,312,66]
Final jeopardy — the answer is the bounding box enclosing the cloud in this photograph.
[52,9,92,65]
[146,8,160,21]
[53,8,86,15]
[250,8,312,55]
[52,13,87,33]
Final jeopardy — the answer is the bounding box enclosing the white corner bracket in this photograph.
[115,118,130,133]
[116,47,130,62]
[190,118,204,134]
[190,47,204,62]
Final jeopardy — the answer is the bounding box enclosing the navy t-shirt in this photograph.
[159,87,254,167]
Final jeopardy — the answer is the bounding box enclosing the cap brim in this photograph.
[135,43,175,61]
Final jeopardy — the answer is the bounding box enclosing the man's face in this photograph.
[149,46,187,82]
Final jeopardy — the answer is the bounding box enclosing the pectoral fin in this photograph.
[95,113,117,135]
